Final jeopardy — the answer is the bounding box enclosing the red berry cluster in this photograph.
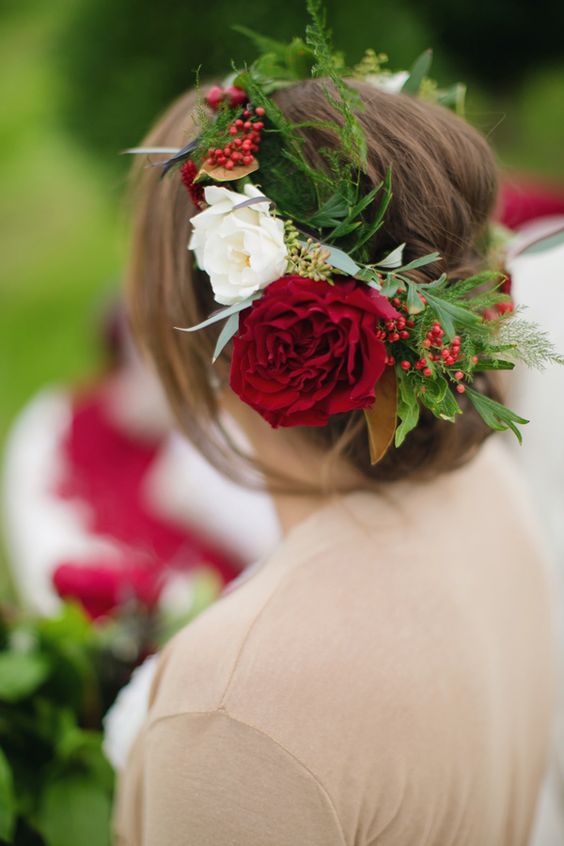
[179,159,205,207]
[378,288,480,393]
[204,106,265,172]
[420,322,469,391]
[423,323,460,364]
[375,312,415,367]
[205,85,248,111]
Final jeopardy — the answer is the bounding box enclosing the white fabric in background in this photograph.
[507,226,564,846]
[1,390,119,615]
[145,426,281,565]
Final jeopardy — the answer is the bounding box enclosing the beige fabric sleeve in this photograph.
[134,709,346,846]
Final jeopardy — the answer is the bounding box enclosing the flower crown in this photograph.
[129,0,562,463]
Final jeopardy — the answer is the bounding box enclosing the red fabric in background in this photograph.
[499,177,564,229]
[55,391,241,602]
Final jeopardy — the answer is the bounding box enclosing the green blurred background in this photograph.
[0,0,563,580]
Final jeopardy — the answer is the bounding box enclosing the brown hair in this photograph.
[126,79,501,491]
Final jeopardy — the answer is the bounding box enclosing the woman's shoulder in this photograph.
[149,437,550,727]
[135,440,552,844]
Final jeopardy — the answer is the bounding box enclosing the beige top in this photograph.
[114,441,554,846]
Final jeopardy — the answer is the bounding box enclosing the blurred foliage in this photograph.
[55,0,564,163]
[56,0,438,163]
[419,0,564,83]
[0,604,115,845]
[0,1,124,445]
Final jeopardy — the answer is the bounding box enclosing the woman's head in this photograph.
[126,79,500,491]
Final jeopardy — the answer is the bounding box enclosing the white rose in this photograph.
[365,70,410,95]
[188,184,288,305]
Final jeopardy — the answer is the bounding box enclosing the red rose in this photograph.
[230,275,401,428]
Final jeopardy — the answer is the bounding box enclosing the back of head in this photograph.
[127,78,501,490]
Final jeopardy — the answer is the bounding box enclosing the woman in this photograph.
[113,54,555,845]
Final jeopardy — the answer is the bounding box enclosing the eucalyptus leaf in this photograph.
[322,244,361,276]
[213,312,240,363]
[233,195,275,211]
[377,243,405,269]
[176,297,257,333]
[406,281,426,314]
[397,251,441,273]
[123,146,181,156]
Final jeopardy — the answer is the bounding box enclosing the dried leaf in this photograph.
[364,367,397,465]
[197,158,259,183]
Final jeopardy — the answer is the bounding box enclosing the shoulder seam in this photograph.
[216,548,328,708]
[147,707,348,846]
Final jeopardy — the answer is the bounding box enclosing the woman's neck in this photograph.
[222,393,362,536]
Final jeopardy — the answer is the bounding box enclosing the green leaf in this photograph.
[397,251,442,273]
[309,191,350,227]
[473,359,515,371]
[406,281,426,314]
[425,272,448,291]
[465,386,529,443]
[423,290,482,339]
[423,375,448,405]
[0,653,50,703]
[395,374,420,447]
[322,244,361,276]
[349,167,393,254]
[377,243,405,269]
[325,220,362,240]
[420,379,460,422]
[212,312,240,363]
[434,388,462,422]
[175,297,257,333]
[381,275,405,297]
[36,775,112,846]
[401,49,433,95]
[0,747,15,843]
[437,82,467,115]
